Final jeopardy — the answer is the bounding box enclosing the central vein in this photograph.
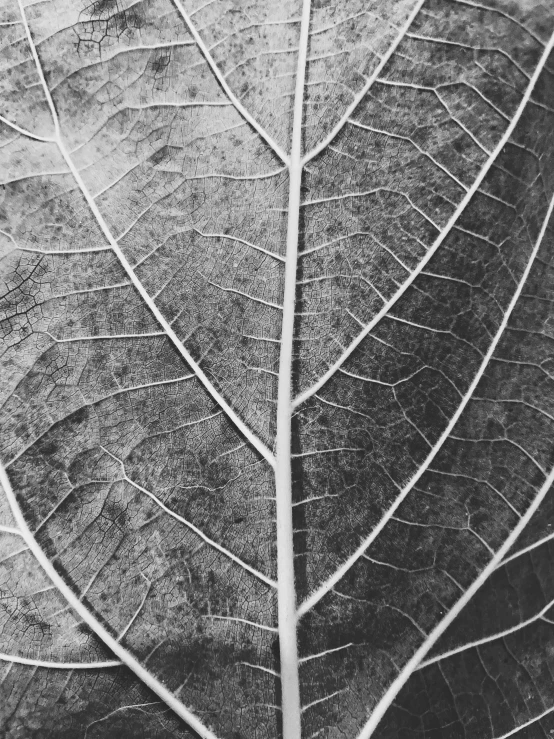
[275,1,312,737]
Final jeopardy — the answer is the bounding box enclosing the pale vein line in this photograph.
[309,10,367,37]
[1,170,69,186]
[101,447,277,589]
[224,47,300,79]
[297,184,554,619]
[187,167,287,182]
[299,643,356,664]
[293,30,554,408]
[300,187,441,230]
[0,653,121,669]
[417,595,554,669]
[273,1,312,737]
[302,0,427,165]
[301,689,346,713]
[117,575,152,641]
[46,331,166,343]
[4,375,197,469]
[0,525,21,536]
[298,231,411,269]
[170,0,290,165]
[0,459,220,739]
[127,100,232,110]
[406,33,531,80]
[202,615,277,632]
[15,246,112,255]
[451,0,545,46]
[239,661,280,677]
[16,0,275,468]
[494,705,554,739]
[498,531,554,568]
[192,229,285,262]
[346,118,469,191]
[355,238,554,739]
[205,281,283,310]
[0,112,55,142]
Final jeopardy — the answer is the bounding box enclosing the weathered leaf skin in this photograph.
[2,0,554,738]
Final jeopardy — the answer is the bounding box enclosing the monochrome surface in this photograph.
[1,0,554,737]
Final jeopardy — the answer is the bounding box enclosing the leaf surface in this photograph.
[0,481,195,739]
[1,0,554,737]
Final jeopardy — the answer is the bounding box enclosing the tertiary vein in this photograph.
[14,0,275,469]
[293,26,554,409]
[297,185,554,618]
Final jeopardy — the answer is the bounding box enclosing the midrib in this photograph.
[274,1,312,737]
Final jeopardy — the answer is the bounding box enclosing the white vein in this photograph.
[273,2,312,737]
[101,447,277,589]
[358,458,554,739]
[498,531,554,568]
[0,112,54,142]
[170,0,290,165]
[298,181,554,618]
[15,0,275,468]
[494,705,554,739]
[418,595,554,669]
[294,29,554,408]
[301,0,427,165]
[192,228,285,262]
[0,653,121,669]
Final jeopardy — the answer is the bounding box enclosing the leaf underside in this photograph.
[1,0,554,738]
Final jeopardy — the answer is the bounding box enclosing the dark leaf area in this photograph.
[0,663,196,739]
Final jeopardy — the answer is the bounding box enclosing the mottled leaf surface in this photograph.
[1,0,554,738]
[0,482,195,739]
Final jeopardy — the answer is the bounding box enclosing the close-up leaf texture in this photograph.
[1,0,554,737]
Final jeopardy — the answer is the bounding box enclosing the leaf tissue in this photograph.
[1,1,554,737]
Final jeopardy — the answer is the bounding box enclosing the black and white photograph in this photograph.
[0,1,553,737]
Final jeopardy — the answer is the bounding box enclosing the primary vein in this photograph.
[274,1,312,737]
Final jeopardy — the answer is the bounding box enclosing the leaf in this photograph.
[1,0,554,738]
[0,481,194,739]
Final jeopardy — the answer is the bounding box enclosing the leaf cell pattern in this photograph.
[1,0,554,738]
